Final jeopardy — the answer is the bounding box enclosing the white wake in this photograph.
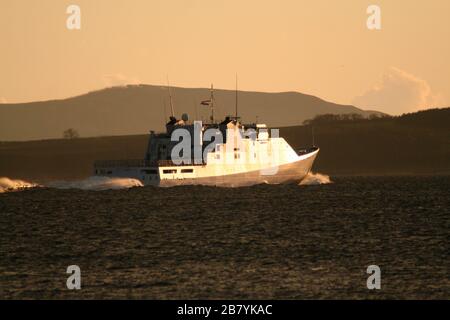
[0,176,143,193]
[299,172,332,185]
[47,176,143,191]
[0,177,39,193]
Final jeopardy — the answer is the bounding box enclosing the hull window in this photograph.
[163,169,177,174]
[181,168,194,173]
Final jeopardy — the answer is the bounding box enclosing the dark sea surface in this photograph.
[0,176,449,299]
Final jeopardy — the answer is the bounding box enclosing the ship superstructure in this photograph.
[94,85,319,187]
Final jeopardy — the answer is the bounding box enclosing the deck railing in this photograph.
[94,159,205,168]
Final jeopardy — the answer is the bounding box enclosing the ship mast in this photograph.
[235,74,238,120]
[167,77,175,118]
[210,83,215,123]
[163,99,167,121]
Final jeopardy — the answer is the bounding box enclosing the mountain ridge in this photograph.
[0,84,385,141]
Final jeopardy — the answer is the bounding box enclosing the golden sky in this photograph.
[1,0,449,114]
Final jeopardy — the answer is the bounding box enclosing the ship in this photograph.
[94,85,319,187]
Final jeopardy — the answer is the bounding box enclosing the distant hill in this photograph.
[0,108,448,182]
[0,85,383,141]
[282,108,450,175]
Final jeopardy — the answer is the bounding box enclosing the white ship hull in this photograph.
[95,148,319,187]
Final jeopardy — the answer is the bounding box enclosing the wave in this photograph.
[0,176,143,193]
[299,172,332,185]
[47,176,143,191]
[0,177,39,193]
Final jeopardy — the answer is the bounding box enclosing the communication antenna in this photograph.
[163,99,167,122]
[167,76,175,118]
[235,74,238,120]
[210,83,215,123]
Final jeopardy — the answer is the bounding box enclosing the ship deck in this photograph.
[94,159,205,168]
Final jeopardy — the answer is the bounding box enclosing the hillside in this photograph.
[282,108,450,175]
[0,85,383,141]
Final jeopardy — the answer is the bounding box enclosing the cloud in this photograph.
[353,67,441,115]
[102,73,140,87]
